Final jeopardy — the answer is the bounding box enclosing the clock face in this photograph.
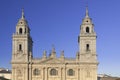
[17,53,25,60]
[86,54,91,59]
[18,53,22,58]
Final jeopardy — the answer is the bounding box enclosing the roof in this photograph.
[0,77,9,80]
[98,77,119,80]
[116,78,120,80]
[0,70,11,74]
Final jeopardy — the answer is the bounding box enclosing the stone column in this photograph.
[83,68,85,80]
[80,68,83,80]
[61,68,62,80]
[29,65,32,80]
[23,67,25,80]
[25,67,28,80]
[15,68,17,80]
[45,67,48,80]
[27,66,29,80]
[12,67,15,80]
[43,68,45,80]
[63,67,66,80]
[91,68,93,80]
[78,68,80,80]
[94,67,97,80]
[76,68,78,80]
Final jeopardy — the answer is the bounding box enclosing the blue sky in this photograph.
[0,0,120,77]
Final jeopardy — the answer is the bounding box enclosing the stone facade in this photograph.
[11,8,98,80]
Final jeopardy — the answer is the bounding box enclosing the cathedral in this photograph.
[11,7,98,80]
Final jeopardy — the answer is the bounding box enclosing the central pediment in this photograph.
[40,58,64,64]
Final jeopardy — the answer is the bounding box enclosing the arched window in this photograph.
[19,28,23,34]
[25,28,26,34]
[86,27,89,33]
[19,44,22,51]
[50,69,58,76]
[68,69,74,76]
[86,44,90,51]
[33,68,40,76]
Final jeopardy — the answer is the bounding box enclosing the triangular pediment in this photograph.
[40,58,63,64]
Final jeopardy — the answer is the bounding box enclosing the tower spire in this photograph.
[21,8,25,19]
[85,6,89,18]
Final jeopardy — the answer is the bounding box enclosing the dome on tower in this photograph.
[82,7,93,25]
[16,9,29,27]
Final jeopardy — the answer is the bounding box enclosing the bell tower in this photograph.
[78,7,98,80]
[12,9,33,62]
[11,9,33,80]
[78,7,97,62]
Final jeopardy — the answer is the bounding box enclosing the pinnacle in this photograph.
[21,8,25,19]
[85,6,89,18]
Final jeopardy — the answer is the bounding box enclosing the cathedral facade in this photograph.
[11,8,98,80]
